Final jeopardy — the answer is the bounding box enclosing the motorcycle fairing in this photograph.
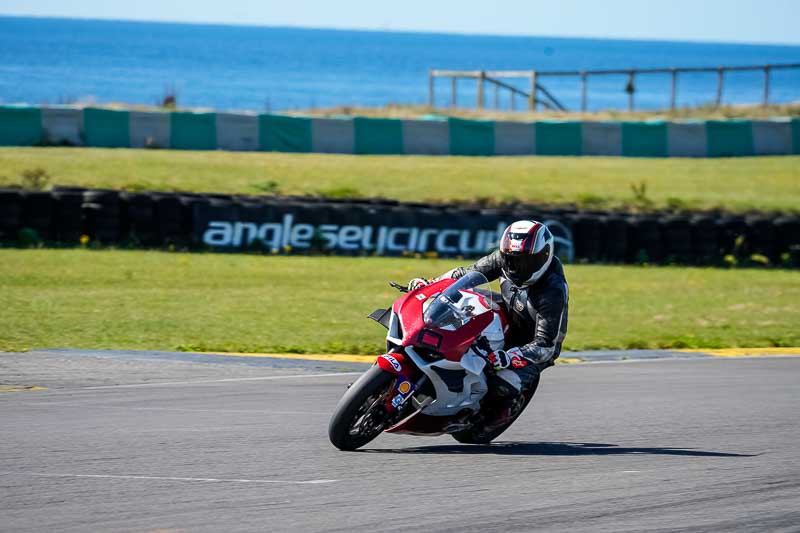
[406,347,488,416]
[385,346,490,434]
[376,352,416,378]
[380,272,506,436]
[392,279,495,361]
[367,308,391,329]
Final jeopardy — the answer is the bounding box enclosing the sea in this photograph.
[1,16,799,113]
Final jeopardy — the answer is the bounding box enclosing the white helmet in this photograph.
[499,220,554,286]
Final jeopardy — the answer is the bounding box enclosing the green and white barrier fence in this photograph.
[1,106,799,157]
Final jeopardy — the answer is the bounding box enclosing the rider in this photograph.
[409,220,569,414]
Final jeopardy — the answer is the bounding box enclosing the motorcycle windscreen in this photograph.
[423,271,491,330]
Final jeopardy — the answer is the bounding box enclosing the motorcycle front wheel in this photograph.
[328,365,395,451]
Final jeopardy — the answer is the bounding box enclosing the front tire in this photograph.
[452,376,540,445]
[328,365,395,451]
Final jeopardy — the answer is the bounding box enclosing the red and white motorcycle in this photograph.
[328,271,540,451]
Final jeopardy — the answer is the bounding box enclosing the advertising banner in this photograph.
[193,199,574,260]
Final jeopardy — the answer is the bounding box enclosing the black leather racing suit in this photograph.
[447,251,569,390]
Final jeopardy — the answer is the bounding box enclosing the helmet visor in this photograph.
[504,243,551,284]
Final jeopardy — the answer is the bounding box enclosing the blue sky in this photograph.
[2,0,799,45]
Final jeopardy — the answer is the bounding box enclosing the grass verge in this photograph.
[1,249,798,354]
[290,102,800,122]
[1,147,798,213]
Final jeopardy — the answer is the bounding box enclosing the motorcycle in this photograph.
[328,271,540,451]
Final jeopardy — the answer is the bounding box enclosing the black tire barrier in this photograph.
[626,216,662,264]
[774,216,800,263]
[445,206,486,259]
[689,215,719,265]
[660,215,692,264]
[82,189,121,244]
[178,194,207,244]
[0,189,24,242]
[569,214,603,262]
[1,187,799,268]
[789,245,800,268]
[153,193,185,245]
[745,216,778,262]
[507,205,549,222]
[52,186,88,194]
[120,192,159,246]
[21,191,54,241]
[51,189,85,243]
[716,215,747,257]
[602,215,628,263]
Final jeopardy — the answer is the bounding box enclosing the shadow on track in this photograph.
[363,441,755,457]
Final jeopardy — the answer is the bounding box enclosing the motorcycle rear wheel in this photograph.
[328,365,395,451]
[451,376,540,445]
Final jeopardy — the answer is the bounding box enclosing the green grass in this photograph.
[1,147,798,212]
[1,249,798,354]
[295,101,800,122]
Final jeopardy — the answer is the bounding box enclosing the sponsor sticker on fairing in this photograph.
[397,380,412,394]
[380,354,402,372]
[391,379,415,408]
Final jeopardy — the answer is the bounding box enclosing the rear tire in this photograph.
[328,365,395,451]
[452,376,540,445]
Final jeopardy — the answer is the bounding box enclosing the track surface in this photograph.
[2,350,800,532]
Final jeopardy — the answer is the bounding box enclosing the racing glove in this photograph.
[407,277,429,291]
[486,347,529,371]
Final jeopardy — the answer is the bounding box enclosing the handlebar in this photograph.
[389,281,409,293]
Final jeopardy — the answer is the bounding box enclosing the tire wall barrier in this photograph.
[1,187,799,267]
[2,106,800,157]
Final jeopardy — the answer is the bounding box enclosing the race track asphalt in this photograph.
[1,350,799,532]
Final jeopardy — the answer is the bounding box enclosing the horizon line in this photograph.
[3,13,800,48]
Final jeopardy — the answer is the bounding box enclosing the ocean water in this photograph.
[1,16,799,113]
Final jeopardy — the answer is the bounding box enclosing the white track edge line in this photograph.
[78,371,363,390]
[0,471,338,485]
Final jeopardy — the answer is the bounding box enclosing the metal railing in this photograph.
[428,62,800,112]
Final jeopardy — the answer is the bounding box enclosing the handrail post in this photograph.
[580,72,588,112]
[528,71,537,111]
[715,68,725,108]
[626,71,636,111]
[428,61,797,114]
[428,70,434,108]
[670,69,678,111]
[477,70,485,109]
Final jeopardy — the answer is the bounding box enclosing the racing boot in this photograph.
[481,361,547,431]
